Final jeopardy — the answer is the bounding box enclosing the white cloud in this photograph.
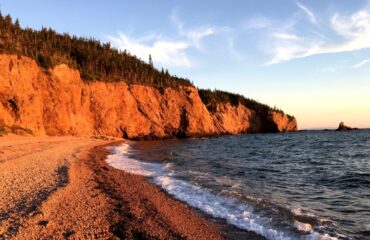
[266,44,309,65]
[170,10,217,50]
[352,59,370,68]
[296,2,317,24]
[107,10,222,67]
[331,10,370,40]
[266,9,370,65]
[273,33,300,40]
[108,33,191,67]
[185,27,216,50]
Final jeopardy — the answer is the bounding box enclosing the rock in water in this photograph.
[336,122,357,131]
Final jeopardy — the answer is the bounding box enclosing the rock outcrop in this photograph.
[0,54,297,139]
[336,122,357,131]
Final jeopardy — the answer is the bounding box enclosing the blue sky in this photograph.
[1,0,370,128]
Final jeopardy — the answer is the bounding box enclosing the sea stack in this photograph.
[336,122,357,131]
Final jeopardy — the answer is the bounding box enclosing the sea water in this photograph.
[106,130,370,240]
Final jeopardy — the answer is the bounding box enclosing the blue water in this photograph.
[106,130,370,240]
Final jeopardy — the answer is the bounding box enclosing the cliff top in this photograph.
[0,12,294,121]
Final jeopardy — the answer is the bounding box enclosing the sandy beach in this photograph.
[0,135,225,239]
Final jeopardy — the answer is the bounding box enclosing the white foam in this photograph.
[105,144,164,177]
[292,208,316,218]
[154,175,291,240]
[164,162,174,170]
[292,208,303,216]
[105,143,341,240]
[303,232,338,240]
[294,221,313,233]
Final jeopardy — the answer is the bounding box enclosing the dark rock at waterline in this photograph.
[336,122,358,131]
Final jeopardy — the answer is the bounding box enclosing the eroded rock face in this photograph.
[270,112,298,132]
[0,54,297,139]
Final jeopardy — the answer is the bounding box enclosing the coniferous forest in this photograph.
[198,89,292,119]
[0,12,292,118]
[0,12,192,88]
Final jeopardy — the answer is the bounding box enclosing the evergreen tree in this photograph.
[0,14,192,89]
[149,54,153,67]
[0,12,293,119]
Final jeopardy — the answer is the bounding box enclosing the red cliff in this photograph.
[0,55,297,139]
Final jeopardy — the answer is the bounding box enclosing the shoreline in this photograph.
[96,141,265,240]
[0,135,264,239]
[87,141,225,239]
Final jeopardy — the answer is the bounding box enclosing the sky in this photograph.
[1,0,369,129]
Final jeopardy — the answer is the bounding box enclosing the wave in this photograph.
[106,143,340,240]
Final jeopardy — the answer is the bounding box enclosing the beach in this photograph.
[0,135,226,239]
[101,132,370,239]
[1,1,368,239]
[1,131,367,239]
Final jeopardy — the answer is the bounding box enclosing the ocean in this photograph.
[106,130,370,240]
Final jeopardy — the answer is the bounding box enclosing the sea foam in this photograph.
[106,143,339,240]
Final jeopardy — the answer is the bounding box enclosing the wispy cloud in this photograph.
[265,8,370,65]
[180,26,216,51]
[273,33,300,40]
[296,2,317,24]
[227,37,244,62]
[108,33,191,67]
[352,59,370,68]
[170,10,218,51]
[108,10,223,67]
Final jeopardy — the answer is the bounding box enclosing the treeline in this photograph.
[0,12,292,118]
[198,89,293,119]
[0,13,192,88]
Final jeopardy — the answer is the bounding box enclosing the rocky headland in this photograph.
[0,54,297,139]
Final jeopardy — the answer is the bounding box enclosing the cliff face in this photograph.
[0,55,297,139]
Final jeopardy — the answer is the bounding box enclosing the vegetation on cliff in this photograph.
[198,89,294,120]
[0,12,294,121]
[0,13,192,88]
